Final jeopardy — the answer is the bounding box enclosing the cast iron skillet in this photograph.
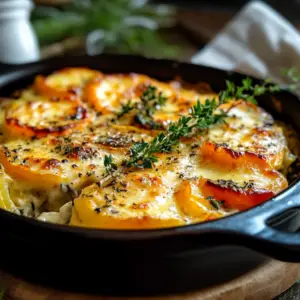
[0,54,300,296]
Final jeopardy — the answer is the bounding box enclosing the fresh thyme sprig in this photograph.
[125,78,281,169]
[125,117,191,168]
[219,78,280,105]
[116,85,167,128]
[207,197,225,210]
[125,98,226,168]
[139,85,167,117]
[190,98,227,129]
[116,100,136,119]
[105,77,281,172]
[104,155,117,175]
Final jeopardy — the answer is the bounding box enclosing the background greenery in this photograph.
[31,0,180,58]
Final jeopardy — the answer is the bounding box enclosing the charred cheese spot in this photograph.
[42,158,61,170]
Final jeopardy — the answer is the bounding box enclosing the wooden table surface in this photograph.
[0,260,300,300]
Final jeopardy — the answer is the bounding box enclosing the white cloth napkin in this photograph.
[191,0,300,85]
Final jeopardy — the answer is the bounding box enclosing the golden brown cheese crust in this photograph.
[0,67,295,229]
[5,99,88,138]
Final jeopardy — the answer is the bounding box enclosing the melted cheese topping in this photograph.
[0,68,297,229]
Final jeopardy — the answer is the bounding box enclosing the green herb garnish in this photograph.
[124,77,281,169]
[116,100,136,119]
[116,85,167,129]
[139,85,167,117]
[31,0,179,59]
[125,98,225,168]
[190,98,227,129]
[219,78,280,105]
[208,198,225,210]
[104,154,117,175]
[282,67,300,90]
[105,77,281,172]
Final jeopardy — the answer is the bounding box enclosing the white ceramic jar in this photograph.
[0,0,40,64]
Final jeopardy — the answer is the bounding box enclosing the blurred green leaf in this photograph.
[31,6,63,20]
[31,0,179,58]
[33,13,85,45]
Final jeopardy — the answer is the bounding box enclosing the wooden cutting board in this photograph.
[1,260,300,300]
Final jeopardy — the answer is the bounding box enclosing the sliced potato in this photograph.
[70,170,183,229]
[5,99,89,138]
[34,67,102,100]
[0,126,153,189]
[0,165,19,214]
[174,180,222,220]
[84,73,150,113]
[0,67,295,229]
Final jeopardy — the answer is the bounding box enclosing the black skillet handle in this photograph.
[0,62,17,74]
[210,182,300,262]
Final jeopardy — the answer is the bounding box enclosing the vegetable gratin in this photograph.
[0,67,298,229]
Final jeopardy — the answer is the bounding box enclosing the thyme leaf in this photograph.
[125,98,225,168]
[209,198,225,210]
[139,85,167,116]
[116,100,136,119]
[219,77,280,105]
[116,85,167,129]
[124,77,280,169]
[104,154,117,175]
[108,77,281,171]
